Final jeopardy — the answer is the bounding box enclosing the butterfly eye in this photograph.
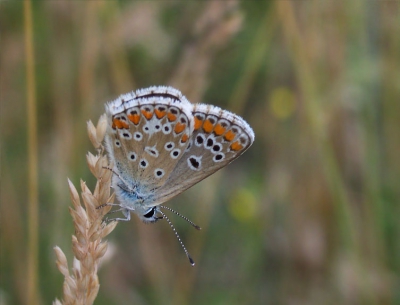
[143,207,156,218]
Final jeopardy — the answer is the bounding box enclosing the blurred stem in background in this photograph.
[24,0,40,304]
[277,0,356,252]
[1,1,398,304]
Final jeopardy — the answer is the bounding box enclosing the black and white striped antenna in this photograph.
[158,209,197,266]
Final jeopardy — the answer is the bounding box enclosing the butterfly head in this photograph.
[135,206,163,224]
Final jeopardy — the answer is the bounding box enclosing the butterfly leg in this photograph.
[96,203,121,210]
[105,208,131,222]
[105,207,124,215]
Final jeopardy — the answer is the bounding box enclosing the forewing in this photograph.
[104,87,194,192]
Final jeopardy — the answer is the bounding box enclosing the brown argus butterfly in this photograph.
[103,86,254,265]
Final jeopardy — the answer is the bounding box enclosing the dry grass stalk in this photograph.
[53,114,117,305]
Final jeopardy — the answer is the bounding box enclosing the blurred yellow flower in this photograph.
[269,87,296,120]
[228,188,257,223]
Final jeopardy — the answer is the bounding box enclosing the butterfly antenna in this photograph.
[160,205,201,230]
[158,209,195,266]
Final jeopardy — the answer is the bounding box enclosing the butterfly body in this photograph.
[104,86,254,223]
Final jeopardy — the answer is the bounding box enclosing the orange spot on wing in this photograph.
[203,119,214,133]
[141,110,153,120]
[113,118,129,129]
[214,124,226,136]
[167,113,177,122]
[230,141,243,151]
[120,121,129,129]
[155,109,166,119]
[181,134,189,143]
[128,114,140,125]
[174,122,186,134]
[224,130,236,141]
[194,117,203,130]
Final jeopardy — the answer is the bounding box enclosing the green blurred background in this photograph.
[1,1,400,304]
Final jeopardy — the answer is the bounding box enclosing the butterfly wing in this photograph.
[148,103,255,206]
[104,87,194,194]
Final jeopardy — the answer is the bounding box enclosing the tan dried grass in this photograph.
[53,114,117,305]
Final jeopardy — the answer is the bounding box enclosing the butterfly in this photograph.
[103,86,254,265]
